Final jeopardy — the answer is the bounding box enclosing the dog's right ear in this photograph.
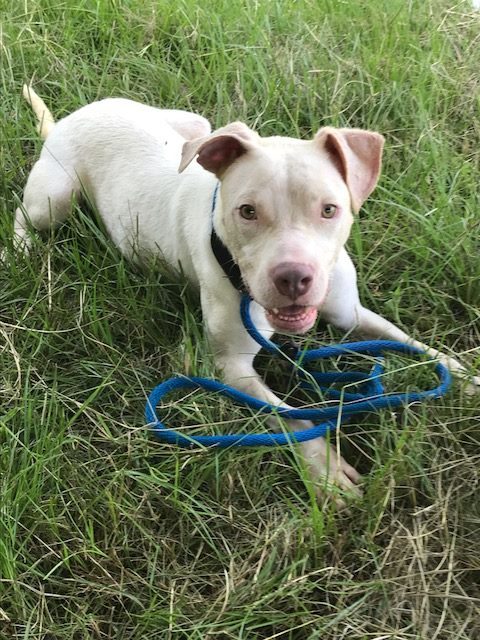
[179,122,259,176]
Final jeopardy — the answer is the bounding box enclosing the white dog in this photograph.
[14,86,478,503]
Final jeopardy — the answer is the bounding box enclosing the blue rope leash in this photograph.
[145,295,452,448]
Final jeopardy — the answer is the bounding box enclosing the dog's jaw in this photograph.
[266,305,318,333]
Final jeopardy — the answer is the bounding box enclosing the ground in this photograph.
[0,1,479,638]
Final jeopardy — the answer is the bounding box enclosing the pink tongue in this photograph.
[277,305,306,318]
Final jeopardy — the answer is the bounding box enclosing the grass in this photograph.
[1,0,480,637]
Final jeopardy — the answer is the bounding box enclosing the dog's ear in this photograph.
[179,122,259,176]
[314,127,384,213]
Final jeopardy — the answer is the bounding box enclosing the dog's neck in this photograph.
[210,183,245,292]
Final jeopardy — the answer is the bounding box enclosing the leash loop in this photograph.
[145,295,452,448]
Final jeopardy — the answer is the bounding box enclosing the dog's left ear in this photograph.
[179,122,259,176]
[314,127,384,213]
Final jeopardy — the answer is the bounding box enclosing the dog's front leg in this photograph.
[200,287,362,504]
[322,249,480,390]
[353,306,480,387]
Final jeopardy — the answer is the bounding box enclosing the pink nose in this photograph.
[271,262,314,300]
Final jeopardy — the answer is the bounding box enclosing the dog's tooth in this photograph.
[272,308,279,314]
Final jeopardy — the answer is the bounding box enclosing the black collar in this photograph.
[210,228,245,292]
[210,183,245,292]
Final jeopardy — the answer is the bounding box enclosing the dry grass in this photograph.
[1,0,479,638]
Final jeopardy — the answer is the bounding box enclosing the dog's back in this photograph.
[15,94,213,262]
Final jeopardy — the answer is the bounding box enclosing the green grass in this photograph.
[1,0,480,637]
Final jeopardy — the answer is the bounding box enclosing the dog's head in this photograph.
[179,122,383,334]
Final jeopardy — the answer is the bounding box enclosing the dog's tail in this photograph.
[22,84,55,140]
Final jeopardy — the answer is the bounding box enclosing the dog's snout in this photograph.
[271,262,314,300]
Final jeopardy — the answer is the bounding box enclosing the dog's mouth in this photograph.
[266,305,318,334]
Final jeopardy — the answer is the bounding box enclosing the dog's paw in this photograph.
[298,431,363,509]
[463,374,480,396]
[438,356,480,395]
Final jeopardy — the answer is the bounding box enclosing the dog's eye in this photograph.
[239,204,257,220]
[322,204,337,219]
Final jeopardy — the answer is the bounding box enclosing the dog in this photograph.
[13,86,479,504]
